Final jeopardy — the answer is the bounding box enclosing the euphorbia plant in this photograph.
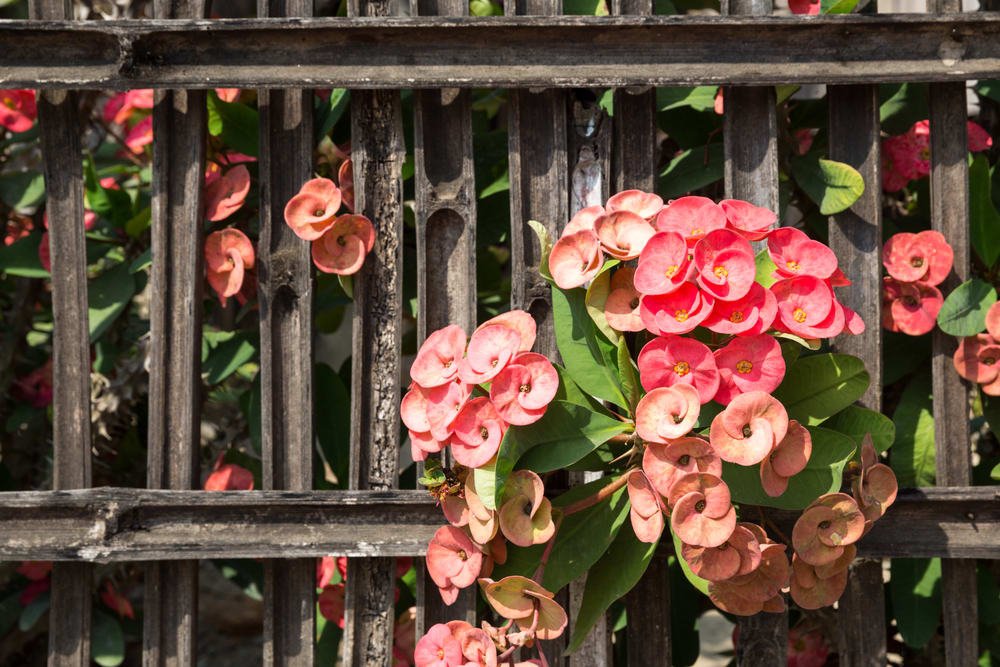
[408,190,899,663]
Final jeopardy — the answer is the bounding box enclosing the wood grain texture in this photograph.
[929,80,977,667]
[827,83,887,667]
[30,0,93,662]
[625,555,671,667]
[344,2,406,664]
[7,15,1000,89]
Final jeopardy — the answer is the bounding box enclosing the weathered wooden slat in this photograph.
[256,0,316,662]
[5,15,1000,89]
[29,0,93,664]
[625,555,670,667]
[343,1,406,663]
[928,78,978,667]
[827,83,887,667]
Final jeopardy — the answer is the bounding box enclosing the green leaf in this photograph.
[91,609,126,667]
[315,89,349,141]
[562,0,609,13]
[791,155,865,216]
[992,460,1000,482]
[722,426,856,510]
[978,562,1000,626]
[585,262,620,343]
[551,282,627,407]
[129,247,152,274]
[316,614,343,663]
[937,278,997,337]
[0,593,20,638]
[969,155,1000,269]
[316,362,351,488]
[0,169,45,213]
[880,83,929,136]
[754,248,778,289]
[0,231,48,277]
[892,370,936,488]
[823,405,896,455]
[511,401,631,475]
[528,219,554,283]
[658,143,724,200]
[890,558,942,648]
[656,87,718,112]
[773,353,870,425]
[84,155,132,227]
[671,529,709,595]
[18,591,49,631]
[238,373,262,454]
[207,91,259,158]
[88,262,136,342]
[617,336,640,415]
[470,0,504,14]
[567,527,658,653]
[473,459,500,511]
[821,0,858,13]
[202,331,258,385]
[124,206,151,238]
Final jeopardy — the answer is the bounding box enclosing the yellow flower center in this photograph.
[920,147,930,161]
[673,361,691,376]
[910,256,924,267]
[665,265,679,278]
[786,260,800,271]
[691,228,703,236]
[313,208,325,217]
[519,383,531,393]
[674,309,689,322]
[729,311,744,323]
[736,360,753,374]
[1,98,15,111]
[713,265,728,279]
[793,307,807,323]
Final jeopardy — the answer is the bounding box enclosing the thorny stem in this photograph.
[560,466,637,517]
[532,515,563,584]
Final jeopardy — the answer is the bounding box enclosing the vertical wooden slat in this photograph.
[342,2,405,664]
[928,79,978,667]
[721,0,785,661]
[413,0,478,635]
[144,1,207,664]
[29,2,92,666]
[257,0,316,663]
[827,83,887,667]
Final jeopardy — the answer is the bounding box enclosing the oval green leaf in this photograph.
[792,155,865,215]
[773,353,870,425]
[937,277,997,336]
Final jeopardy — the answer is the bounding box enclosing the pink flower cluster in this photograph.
[402,311,557,466]
[882,119,992,192]
[0,90,37,133]
[284,177,373,275]
[954,302,1000,395]
[881,230,953,335]
[204,228,257,307]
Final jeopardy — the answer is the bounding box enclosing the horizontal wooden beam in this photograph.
[0,486,995,562]
[1,14,1000,88]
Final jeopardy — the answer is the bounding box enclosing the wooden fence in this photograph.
[1,0,999,664]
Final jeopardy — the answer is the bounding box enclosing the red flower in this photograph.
[881,277,943,336]
[654,196,727,246]
[0,90,37,132]
[882,230,953,286]
[637,335,720,404]
[713,334,786,406]
[101,581,135,620]
[639,282,715,335]
[694,229,756,301]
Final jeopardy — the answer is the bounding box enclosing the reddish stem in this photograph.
[560,467,637,517]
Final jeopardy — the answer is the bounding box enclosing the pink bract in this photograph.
[204,462,254,490]
[411,324,467,388]
[414,624,464,667]
[561,205,605,237]
[709,390,788,466]
[767,227,838,281]
[713,334,786,406]
[653,196,727,245]
[882,278,943,336]
[968,121,994,152]
[489,352,558,425]
[637,335,720,404]
[633,231,691,296]
[0,90,37,133]
[642,437,721,498]
[788,0,820,13]
[425,379,472,441]
[499,471,555,547]
[204,228,255,307]
[284,178,344,241]
[311,214,376,275]
[318,583,346,628]
[682,524,761,581]
[881,230,953,286]
[474,310,537,354]
[720,199,776,242]
[426,526,483,604]
[594,210,656,260]
[125,115,153,153]
[634,384,701,443]
[451,396,507,469]
[549,230,603,289]
[627,470,665,543]
[694,228,756,301]
[771,275,844,339]
[792,493,865,566]
[703,282,777,336]
[606,189,663,220]
[205,164,251,222]
[337,158,355,213]
[639,282,715,335]
[460,323,522,385]
[760,419,812,497]
[986,301,1000,340]
[668,472,737,548]
[953,334,1000,386]
[604,281,644,332]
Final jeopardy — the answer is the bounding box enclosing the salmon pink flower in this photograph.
[312,214,376,275]
[787,624,831,667]
[640,282,715,335]
[427,526,483,605]
[414,623,463,667]
[767,228,837,280]
[642,437,721,498]
[479,576,567,640]
[682,523,761,581]
[789,549,852,610]
[708,543,789,615]
[499,470,555,547]
[713,334,785,406]
[637,335,720,404]
[606,189,663,220]
[440,492,470,529]
[986,301,1000,339]
[881,230,953,286]
[881,130,924,191]
[953,334,1000,394]
[793,493,865,566]
[653,196,727,245]
[771,275,844,339]
[338,158,355,213]
[634,384,701,443]
[667,472,737,548]
[215,88,240,102]
[703,282,777,336]
[204,461,254,490]
[852,435,898,526]
[125,115,153,153]
[789,0,820,13]
[104,89,153,125]
[452,397,507,469]
[694,229,756,301]
[204,164,251,222]
[458,628,498,667]
[317,556,338,589]
[459,324,521,385]
[474,310,536,354]
[720,199,776,242]
[548,229,603,289]
[489,352,558,426]
[627,470,665,543]
[561,204,604,237]
[0,90,37,132]
[101,581,135,620]
[412,324,467,388]
[401,383,434,434]
[881,278,942,336]
[633,231,691,296]
[968,121,993,152]
[594,210,655,260]
[760,419,811,497]
[465,475,500,544]
[410,429,448,461]
[205,228,255,306]
[319,583,346,628]
[604,268,644,332]
[710,391,788,466]
[284,178,343,241]
[425,379,472,441]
